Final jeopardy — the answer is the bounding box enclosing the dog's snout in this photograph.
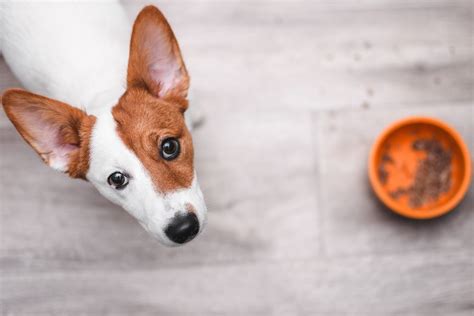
[165,212,200,244]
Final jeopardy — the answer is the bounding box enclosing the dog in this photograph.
[0,2,207,246]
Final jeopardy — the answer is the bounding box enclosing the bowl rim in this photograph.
[368,116,472,219]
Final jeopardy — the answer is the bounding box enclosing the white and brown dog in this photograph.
[0,2,207,246]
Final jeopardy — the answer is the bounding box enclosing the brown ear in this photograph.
[1,89,93,177]
[127,5,189,101]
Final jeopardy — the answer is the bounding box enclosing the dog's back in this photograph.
[0,1,131,111]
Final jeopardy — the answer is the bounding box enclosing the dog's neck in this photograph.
[1,1,130,112]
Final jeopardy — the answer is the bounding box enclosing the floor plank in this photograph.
[2,252,473,315]
[134,0,473,111]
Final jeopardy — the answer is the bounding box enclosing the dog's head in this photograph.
[1,6,207,246]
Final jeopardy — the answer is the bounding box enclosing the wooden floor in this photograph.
[1,0,473,315]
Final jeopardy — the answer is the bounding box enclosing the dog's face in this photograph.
[1,6,207,246]
[87,88,207,246]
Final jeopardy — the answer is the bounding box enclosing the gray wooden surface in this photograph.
[1,0,473,315]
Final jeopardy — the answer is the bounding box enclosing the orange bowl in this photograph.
[369,116,471,219]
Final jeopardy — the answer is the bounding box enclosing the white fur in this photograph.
[1,1,207,246]
[0,1,129,109]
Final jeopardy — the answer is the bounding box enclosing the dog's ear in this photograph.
[1,89,89,174]
[127,5,189,102]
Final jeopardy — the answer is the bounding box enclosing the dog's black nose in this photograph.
[165,212,200,244]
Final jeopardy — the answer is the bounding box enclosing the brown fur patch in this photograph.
[114,5,194,193]
[1,89,96,179]
[112,88,194,192]
[67,115,96,179]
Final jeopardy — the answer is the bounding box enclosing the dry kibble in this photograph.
[389,138,452,208]
[378,152,393,185]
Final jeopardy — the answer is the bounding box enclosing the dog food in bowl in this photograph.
[369,117,471,219]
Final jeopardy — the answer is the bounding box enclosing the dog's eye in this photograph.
[160,138,180,160]
[107,171,129,190]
